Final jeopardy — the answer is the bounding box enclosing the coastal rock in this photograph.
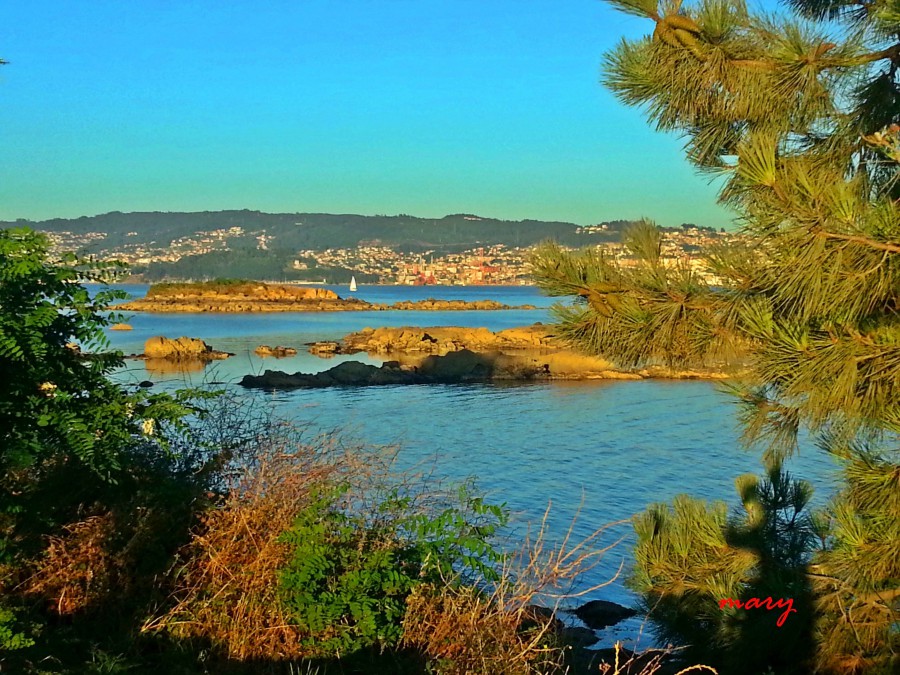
[571,599,638,630]
[240,349,542,389]
[145,282,339,302]
[143,336,233,361]
[115,283,536,313]
[254,345,298,357]
[316,324,736,381]
[639,365,733,380]
[559,626,597,648]
[337,324,555,355]
[307,341,342,355]
[109,323,133,331]
[386,298,513,311]
[241,360,423,389]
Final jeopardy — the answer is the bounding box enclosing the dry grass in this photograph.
[403,581,563,675]
[402,505,626,675]
[22,514,118,615]
[402,505,718,675]
[597,643,717,675]
[142,429,356,660]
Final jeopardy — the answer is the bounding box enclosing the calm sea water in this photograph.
[104,284,838,647]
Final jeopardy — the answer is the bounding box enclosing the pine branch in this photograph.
[811,227,900,254]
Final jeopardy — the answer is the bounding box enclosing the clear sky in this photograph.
[0,0,737,227]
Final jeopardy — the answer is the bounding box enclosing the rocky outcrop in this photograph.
[109,323,133,331]
[316,324,556,356]
[521,605,564,633]
[307,341,341,356]
[254,345,298,357]
[142,336,233,361]
[115,283,536,313]
[387,299,535,311]
[239,347,658,389]
[240,349,549,389]
[560,626,598,648]
[310,324,738,381]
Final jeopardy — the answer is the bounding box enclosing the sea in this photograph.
[103,283,838,648]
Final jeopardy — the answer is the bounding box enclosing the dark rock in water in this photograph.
[327,361,380,384]
[560,625,597,648]
[138,380,154,388]
[240,361,425,389]
[239,349,542,389]
[571,599,637,630]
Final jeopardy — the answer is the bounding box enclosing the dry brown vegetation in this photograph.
[142,430,358,660]
[402,507,624,675]
[23,514,118,616]
[140,416,640,673]
[596,643,717,675]
[6,411,721,675]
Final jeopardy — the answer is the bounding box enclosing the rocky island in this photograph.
[241,324,739,389]
[115,281,535,313]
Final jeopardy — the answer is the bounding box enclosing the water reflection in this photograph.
[143,357,210,375]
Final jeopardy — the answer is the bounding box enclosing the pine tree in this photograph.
[532,0,899,671]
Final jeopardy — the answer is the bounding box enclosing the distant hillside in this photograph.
[3,210,636,253]
[2,210,730,283]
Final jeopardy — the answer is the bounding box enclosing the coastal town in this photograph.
[42,222,743,285]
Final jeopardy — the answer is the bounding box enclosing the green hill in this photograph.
[4,210,637,252]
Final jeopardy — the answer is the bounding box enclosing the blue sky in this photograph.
[0,0,737,227]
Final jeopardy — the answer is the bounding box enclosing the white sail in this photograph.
[349,276,357,292]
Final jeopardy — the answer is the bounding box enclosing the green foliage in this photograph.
[0,604,35,652]
[630,467,819,673]
[532,0,900,670]
[0,227,221,669]
[0,229,196,485]
[531,221,743,368]
[278,484,507,658]
[1,228,129,478]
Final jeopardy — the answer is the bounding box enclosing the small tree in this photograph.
[0,229,198,485]
[0,228,200,653]
[1,229,131,478]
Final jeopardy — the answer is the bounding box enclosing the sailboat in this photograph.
[349,276,357,292]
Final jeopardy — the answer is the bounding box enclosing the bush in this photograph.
[147,424,509,663]
[278,484,506,658]
[0,227,221,669]
[628,468,819,673]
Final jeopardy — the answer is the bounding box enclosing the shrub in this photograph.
[148,424,510,663]
[143,427,340,660]
[278,484,506,658]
